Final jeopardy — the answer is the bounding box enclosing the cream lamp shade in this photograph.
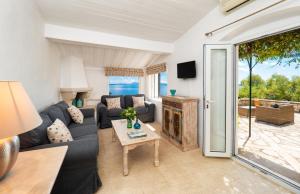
[0,81,42,139]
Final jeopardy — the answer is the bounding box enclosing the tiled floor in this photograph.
[96,123,291,194]
[238,113,300,184]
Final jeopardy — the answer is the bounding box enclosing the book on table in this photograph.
[127,129,147,138]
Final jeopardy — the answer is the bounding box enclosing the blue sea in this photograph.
[109,82,168,96]
[109,83,139,95]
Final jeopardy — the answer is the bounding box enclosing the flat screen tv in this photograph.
[177,61,196,78]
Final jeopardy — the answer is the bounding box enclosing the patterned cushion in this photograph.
[101,95,125,108]
[132,96,145,108]
[106,97,121,110]
[47,119,73,143]
[67,106,84,124]
[124,94,144,108]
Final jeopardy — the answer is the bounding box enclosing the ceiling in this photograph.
[54,41,169,68]
[36,0,218,42]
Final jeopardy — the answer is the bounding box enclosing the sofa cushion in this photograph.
[68,105,84,124]
[24,134,99,168]
[69,124,98,138]
[45,105,67,125]
[68,117,96,129]
[125,94,145,108]
[47,119,73,143]
[135,106,148,115]
[107,108,123,117]
[55,101,72,125]
[19,113,52,149]
[101,95,125,108]
[106,97,121,110]
[132,96,145,108]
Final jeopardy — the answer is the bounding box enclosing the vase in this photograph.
[76,98,83,108]
[127,119,132,128]
[170,89,176,96]
[134,118,141,129]
[72,99,77,106]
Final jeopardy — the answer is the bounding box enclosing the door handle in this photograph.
[205,100,214,109]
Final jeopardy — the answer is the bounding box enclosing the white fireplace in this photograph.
[60,56,92,106]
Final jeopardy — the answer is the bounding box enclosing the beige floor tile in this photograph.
[96,123,292,194]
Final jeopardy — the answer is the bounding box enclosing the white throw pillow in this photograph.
[132,96,145,108]
[106,97,121,109]
[67,105,84,124]
[47,119,73,143]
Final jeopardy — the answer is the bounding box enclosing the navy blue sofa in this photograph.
[18,101,101,194]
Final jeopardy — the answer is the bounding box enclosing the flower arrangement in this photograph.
[121,107,137,120]
[121,107,137,128]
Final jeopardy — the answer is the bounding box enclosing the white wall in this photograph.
[84,67,108,104]
[166,0,300,147]
[0,0,60,110]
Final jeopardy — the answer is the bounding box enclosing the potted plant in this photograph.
[121,107,137,128]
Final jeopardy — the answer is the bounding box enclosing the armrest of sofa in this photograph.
[80,108,95,118]
[21,136,99,165]
[97,103,108,114]
[145,101,155,113]
[96,103,109,127]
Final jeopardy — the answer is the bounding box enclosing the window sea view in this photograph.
[109,82,139,95]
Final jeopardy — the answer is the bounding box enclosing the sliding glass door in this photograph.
[235,28,300,189]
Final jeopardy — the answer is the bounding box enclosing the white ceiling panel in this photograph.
[36,0,218,42]
[54,42,169,68]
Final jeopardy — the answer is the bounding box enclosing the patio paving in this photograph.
[238,113,300,184]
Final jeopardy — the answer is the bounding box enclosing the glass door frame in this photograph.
[203,44,234,157]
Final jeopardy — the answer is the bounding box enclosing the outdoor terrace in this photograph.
[238,100,300,184]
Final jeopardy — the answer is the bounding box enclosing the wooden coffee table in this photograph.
[111,119,160,176]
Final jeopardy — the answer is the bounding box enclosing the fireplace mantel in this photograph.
[60,88,92,105]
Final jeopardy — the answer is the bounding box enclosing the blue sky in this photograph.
[238,59,300,83]
[160,72,167,84]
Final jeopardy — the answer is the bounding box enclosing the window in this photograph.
[109,76,139,95]
[159,72,168,96]
[148,72,168,98]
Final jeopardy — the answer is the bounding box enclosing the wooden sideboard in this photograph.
[162,96,199,151]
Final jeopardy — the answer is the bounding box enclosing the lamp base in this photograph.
[0,136,19,180]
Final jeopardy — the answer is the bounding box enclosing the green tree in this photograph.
[239,74,266,99]
[265,74,292,101]
[239,29,300,68]
[239,29,299,137]
[291,76,300,101]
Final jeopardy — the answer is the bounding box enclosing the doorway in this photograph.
[235,28,300,187]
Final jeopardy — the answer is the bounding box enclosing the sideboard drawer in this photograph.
[162,100,182,109]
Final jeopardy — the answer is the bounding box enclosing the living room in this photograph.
[0,0,299,194]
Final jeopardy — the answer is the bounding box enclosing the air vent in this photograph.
[220,0,249,12]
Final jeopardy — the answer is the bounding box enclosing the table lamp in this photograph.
[0,81,42,179]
